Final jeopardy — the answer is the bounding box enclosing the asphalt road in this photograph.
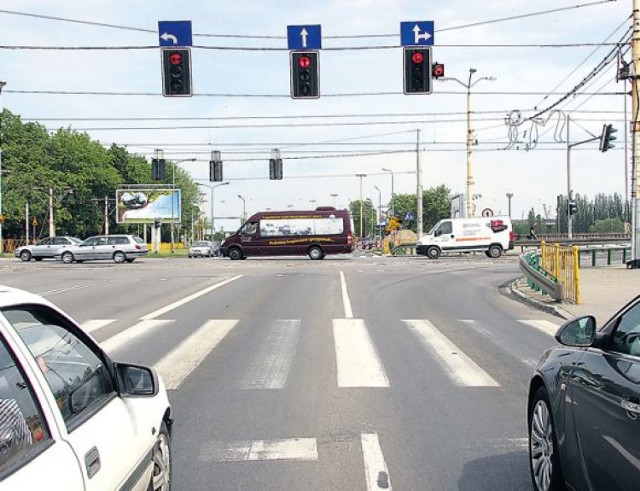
[0,253,562,490]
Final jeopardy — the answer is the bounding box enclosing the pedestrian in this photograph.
[529,224,538,241]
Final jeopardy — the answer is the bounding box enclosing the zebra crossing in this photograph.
[81,314,559,391]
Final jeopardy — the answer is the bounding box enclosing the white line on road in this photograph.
[241,319,300,389]
[333,319,389,388]
[101,319,172,353]
[340,271,353,319]
[518,319,560,337]
[82,319,116,333]
[39,284,91,296]
[155,319,238,390]
[200,438,318,462]
[460,319,493,337]
[361,433,393,491]
[140,275,243,320]
[404,319,499,387]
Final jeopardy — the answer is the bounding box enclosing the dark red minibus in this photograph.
[220,207,354,260]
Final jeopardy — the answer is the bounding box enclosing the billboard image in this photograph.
[116,188,181,224]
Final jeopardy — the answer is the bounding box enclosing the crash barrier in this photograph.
[519,248,566,302]
[577,243,632,267]
[390,243,416,256]
[540,242,580,304]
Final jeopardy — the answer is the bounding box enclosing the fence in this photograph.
[540,241,581,304]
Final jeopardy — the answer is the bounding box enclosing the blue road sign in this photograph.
[287,25,322,50]
[400,21,434,46]
[158,21,193,47]
[404,211,415,221]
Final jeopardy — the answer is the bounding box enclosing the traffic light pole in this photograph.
[416,129,423,238]
[631,0,640,267]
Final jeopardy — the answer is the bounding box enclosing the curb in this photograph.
[507,280,572,320]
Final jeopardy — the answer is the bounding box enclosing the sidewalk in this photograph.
[511,266,639,324]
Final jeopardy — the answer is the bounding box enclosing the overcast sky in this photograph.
[0,0,631,232]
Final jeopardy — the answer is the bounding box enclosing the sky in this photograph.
[0,0,632,233]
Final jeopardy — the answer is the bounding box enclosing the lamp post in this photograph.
[506,193,514,218]
[166,155,196,253]
[197,181,229,239]
[373,185,382,237]
[238,194,246,222]
[0,80,6,254]
[330,193,338,208]
[381,168,394,218]
[355,174,366,240]
[440,69,495,217]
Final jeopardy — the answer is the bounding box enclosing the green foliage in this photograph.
[380,185,451,233]
[349,199,376,237]
[0,109,201,241]
[589,217,625,234]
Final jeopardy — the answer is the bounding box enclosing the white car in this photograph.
[14,236,83,262]
[0,285,172,490]
[56,235,148,264]
[188,240,215,258]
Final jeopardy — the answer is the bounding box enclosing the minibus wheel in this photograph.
[488,244,502,258]
[228,247,243,260]
[426,246,440,259]
[308,246,324,260]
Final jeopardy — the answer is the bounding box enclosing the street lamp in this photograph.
[330,193,338,207]
[237,194,246,222]
[373,185,382,237]
[506,193,514,218]
[381,168,394,217]
[440,69,495,218]
[197,181,229,240]
[160,152,196,253]
[355,174,366,240]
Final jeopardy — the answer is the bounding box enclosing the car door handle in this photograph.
[85,446,101,478]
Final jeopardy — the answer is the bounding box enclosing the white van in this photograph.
[416,216,515,259]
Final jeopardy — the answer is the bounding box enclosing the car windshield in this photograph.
[193,241,211,247]
[69,238,83,245]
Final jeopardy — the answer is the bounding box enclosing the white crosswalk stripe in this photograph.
[333,318,389,388]
[518,319,560,337]
[155,319,239,390]
[82,319,116,333]
[404,319,499,387]
[199,438,318,462]
[101,319,172,353]
[361,433,392,491]
[240,319,300,389]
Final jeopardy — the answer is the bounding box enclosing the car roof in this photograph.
[0,285,51,310]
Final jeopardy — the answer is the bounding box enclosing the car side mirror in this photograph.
[115,363,158,396]
[555,316,596,347]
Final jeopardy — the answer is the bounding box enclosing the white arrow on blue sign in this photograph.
[287,25,322,50]
[400,21,434,46]
[158,21,193,47]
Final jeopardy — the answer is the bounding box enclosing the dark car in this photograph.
[527,295,640,490]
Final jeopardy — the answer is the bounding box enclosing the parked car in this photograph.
[527,295,640,491]
[56,234,148,264]
[188,240,215,258]
[0,285,172,490]
[13,236,82,262]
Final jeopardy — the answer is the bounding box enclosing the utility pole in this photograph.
[506,193,514,218]
[0,80,6,254]
[356,174,366,239]
[48,187,55,237]
[567,116,573,239]
[632,0,640,267]
[416,129,424,238]
[104,196,109,234]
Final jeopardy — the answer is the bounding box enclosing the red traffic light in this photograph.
[411,52,424,64]
[169,52,183,65]
[298,56,312,69]
[432,63,445,78]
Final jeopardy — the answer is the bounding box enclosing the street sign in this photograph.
[400,21,434,46]
[158,21,193,47]
[287,25,322,50]
[404,211,415,221]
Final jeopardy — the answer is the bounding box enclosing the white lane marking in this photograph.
[39,284,91,296]
[460,437,528,451]
[155,319,238,390]
[361,433,393,491]
[518,319,560,337]
[340,271,354,319]
[461,320,539,368]
[603,435,640,469]
[333,319,389,388]
[82,319,115,333]
[101,319,171,353]
[140,275,243,320]
[241,319,300,389]
[404,319,499,387]
[200,438,318,462]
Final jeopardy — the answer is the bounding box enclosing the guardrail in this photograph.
[519,249,564,301]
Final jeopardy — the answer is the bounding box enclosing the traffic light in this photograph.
[152,158,166,180]
[209,160,223,182]
[269,158,283,180]
[403,47,432,94]
[161,48,192,97]
[599,124,617,152]
[290,51,319,99]
[568,201,578,216]
[432,62,445,79]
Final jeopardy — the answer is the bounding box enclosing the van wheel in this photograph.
[228,247,243,260]
[308,246,324,260]
[426,246,440,259]
[488,245,502,258]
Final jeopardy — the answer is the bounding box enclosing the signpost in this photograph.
[158,21,193,47]
[400,21,434,46]
[287,25,322,50]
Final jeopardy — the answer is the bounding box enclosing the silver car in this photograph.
[14,236,82,262]
[188,240,215,258]
[56,235,148,264]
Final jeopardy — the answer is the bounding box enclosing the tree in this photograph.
[349,199,375,237]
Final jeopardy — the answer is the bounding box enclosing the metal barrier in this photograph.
[540,242,580,304]
[519,249,564,301]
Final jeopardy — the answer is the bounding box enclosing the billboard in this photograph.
[116,188,181,224]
